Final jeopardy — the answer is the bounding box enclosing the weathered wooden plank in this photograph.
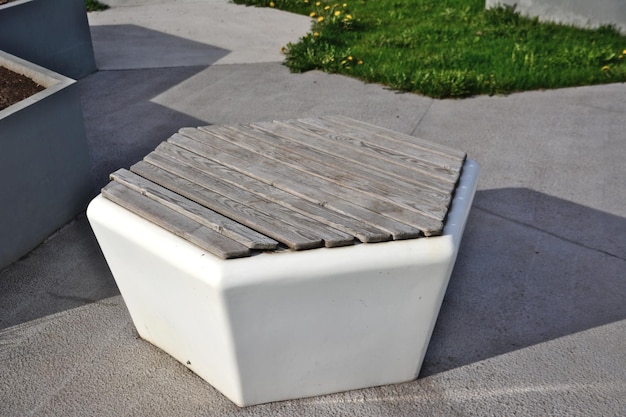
[294,117,464,188]
[147,145,357,248]
[109,168,279,250]
[102,117,466,256]
[322,115,467,161]
[130,160,324,250]
[101,182,251,259]
[201,124,450,222]
[175,129,431,237]
[272,118,460,191]
[284,117,463,170]
[243,121,457,195]
[218,122,453,206]
[179,128,442,236]
[309,117,466,169]
[135,143,390,243]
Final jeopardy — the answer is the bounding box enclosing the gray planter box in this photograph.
[0,0,96,79]
[0,50,94,271]
[486,0,626,33]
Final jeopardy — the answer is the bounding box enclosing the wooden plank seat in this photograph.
[100,116,466,259]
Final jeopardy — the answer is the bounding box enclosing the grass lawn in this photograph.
[233,0,626,98]
[85,0,109,12]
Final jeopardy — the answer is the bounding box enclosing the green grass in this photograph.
[85,0,109,12]
[232,0,626,98]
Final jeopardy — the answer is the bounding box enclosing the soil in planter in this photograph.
[0,66,46,111]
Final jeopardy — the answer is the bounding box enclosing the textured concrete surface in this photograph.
[486,0,626,33]
[2,297,624,416]
[88,0,311,69]
[1,0,625,415]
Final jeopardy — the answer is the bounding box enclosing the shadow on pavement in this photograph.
[81,24,233,189]
[0,215,117,331]
[421,187,626,376]
[0,26,233,328]
[89,24,231,70]
[79,66,214,189]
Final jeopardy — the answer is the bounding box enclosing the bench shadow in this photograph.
[420,187,626,376]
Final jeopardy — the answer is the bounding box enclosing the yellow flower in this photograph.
[601,65,610,71]
[623,49,626,55]
[315,1,321,5]
[357,59,363,65]
[345,14,352,20]
[317,16,324,22]
[347,56,353,61]
[310,11,316,17]
[313,31,320,37]
[269,1,275,6]
[304,0,309,2]
[343,3,347,6]
[324,5,330,10]
[334,10,341,16]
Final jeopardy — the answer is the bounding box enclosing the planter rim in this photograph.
[0,49,75,119]
[0,0,35,11]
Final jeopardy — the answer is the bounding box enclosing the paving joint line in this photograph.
[473,205,625,261]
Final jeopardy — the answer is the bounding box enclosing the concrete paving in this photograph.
[1,0,625,415]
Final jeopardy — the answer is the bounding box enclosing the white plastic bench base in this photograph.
[87,160,479,407]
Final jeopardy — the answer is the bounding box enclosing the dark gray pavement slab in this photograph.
[88,0,311,69]
[1,1,625,415]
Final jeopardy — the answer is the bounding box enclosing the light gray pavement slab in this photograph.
[1,0,625,415]
[87,0,311,68]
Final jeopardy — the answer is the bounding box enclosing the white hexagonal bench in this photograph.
[87,116,479,407]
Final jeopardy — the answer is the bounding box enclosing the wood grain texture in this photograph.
[146,145,356,248]
[109,168,279,250]
[254,119,458,193]
[177,128,427,238]
[101,117,466,258]
[223,123,452,216]
[322,115,467,161]
[101,182,251,259]
[137,144,390,244]
[130,160,324,251]
[188,127,445,232]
